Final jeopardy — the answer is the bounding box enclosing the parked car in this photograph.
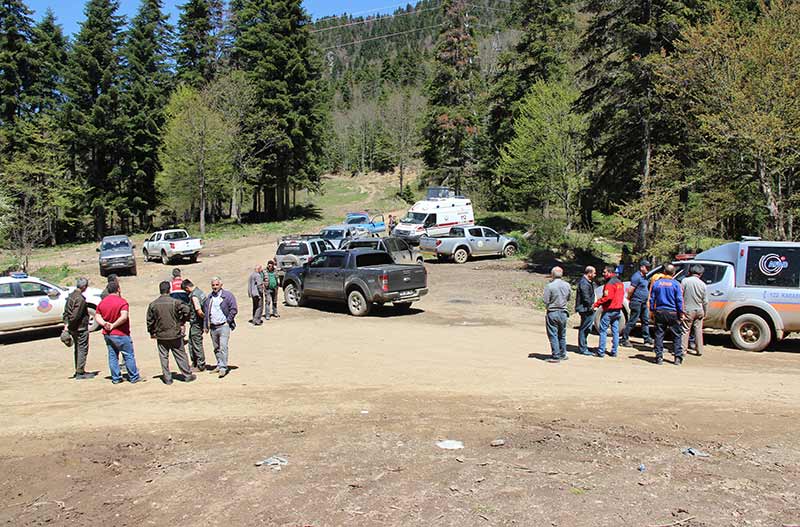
[282,249,428,316]
[0,273,103,332]
[97,235,137,276]
[392,186,475,245]
[274,235,334,278]
[142,229,203,264]
[419,226,518,264]
[319,225,373,249]
[340,236,424,265]
[344,212,386,234]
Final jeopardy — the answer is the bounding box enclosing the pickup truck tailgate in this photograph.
[386,265,427,291]
[418,237,439,252]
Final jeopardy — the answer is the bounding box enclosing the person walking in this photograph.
[264,260,280,320]
[170,268,189,303]
[203,277,238,379]
[575,266,597,356]
[593,266,625,358]
[681,264,707,356]
[94,281,141,384]
[182,279,207,371]
[621,260,654,347]
[248,265,264,325]
[543,266,571,362]
[388,214,397,232]
[63,277,94,380]
[147,281,195,384]
[650,264,685,365]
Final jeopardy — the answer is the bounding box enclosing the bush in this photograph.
[397,184,416,204]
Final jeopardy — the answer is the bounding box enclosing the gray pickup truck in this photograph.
[282,249,428,316]
[97,235,137,276]
[419,226,518,264]
[340,236,424,265]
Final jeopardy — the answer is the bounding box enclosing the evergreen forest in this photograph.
[1,0,798,265]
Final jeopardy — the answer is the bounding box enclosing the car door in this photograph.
[701,264,731,327]
[18,281,62,326]
[0,283,24,331]
[303,255,328,298]
[370,214,385,233]
[383,238,401,263]
[481,228,502,254]
[467,227,485,255]
[323,254,347,299]
[395,239,416,264]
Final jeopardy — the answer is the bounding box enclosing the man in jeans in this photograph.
[147,281,195,384]
[94,281,141,384]
[182,279,206,371]
[63,277,94,379]
[681,264,707,356]
[203,277,238,379]
[621,260,653,347]
[650,264,685,365]
[542,266,571,362]
[593,266,625,358]
[574,266,597,356]
[264,260,281,320]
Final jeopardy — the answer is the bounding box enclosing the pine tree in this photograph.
[0,0,35,132]
[578,0,704,250]
[175,0,215,86]
[29,9,68,114]
[420,0,481,192]
[63,0,126,238]
[485,0,575,160]
[232,0,327,220]
[121,0,173,228]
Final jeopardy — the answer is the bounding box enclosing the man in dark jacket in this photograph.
[203,277,238,379]
[63,277,94,379]
[593,266,625,358]
[147,281,194,384]
[574,266,597,356]
[650,264,685,366]
[100,274,118,299]
[621,260,653,347]
[182,279,206,371]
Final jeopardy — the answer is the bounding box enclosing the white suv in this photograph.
[274,236,334,278]
[0,273,103,332]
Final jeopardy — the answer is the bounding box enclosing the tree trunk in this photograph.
[231,185,240,223]
[756,157,785,239]
[399,161,405,193]
[637,116,651,253]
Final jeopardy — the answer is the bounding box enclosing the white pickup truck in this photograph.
[142,229,203,265]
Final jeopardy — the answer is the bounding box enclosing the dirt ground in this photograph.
[2,225,800,526]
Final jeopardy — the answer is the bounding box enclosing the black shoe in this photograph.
[218,369,228,378]
[75,372,93,380]
[184,374,197,382]
[111,379,123,384]
[644,339,654,346]
[162,377,173,385]
[620,340,631,347]
[559,355,569,361]
[674,357,683,366]
[656,357,663,365]
[547,358,560,364]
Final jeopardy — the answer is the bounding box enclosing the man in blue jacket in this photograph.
[649,264,685,365]
[621,260,653,347]
[203,277,238,378]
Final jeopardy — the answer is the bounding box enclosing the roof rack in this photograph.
[278,234,321,242]
[740,236,762,242]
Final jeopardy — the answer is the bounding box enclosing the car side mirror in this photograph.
[47,289,60,299]
[96,248,100,252]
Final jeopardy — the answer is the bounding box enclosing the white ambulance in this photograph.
[392,187,475,245]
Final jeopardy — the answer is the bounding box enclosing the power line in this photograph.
[322,23,445,51]
[312,5,442,34]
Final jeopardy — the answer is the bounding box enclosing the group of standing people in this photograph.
[543,259,708,365]
[247,261,281,325]
[62,269,239,385]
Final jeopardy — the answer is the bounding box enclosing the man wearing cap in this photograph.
[622,260,654,347]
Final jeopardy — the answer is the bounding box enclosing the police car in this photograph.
[0,273,104,333]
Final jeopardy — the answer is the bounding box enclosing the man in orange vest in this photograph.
[169,268,189,303]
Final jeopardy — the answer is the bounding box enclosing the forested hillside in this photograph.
[1,0,798,270]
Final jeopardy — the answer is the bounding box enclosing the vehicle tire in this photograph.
[129,265,137,276]
[188,254,198,264]
[731,313,772,352]
[99,269,107,278]
[416,257,424,265]
[394,302,412,313]
[347,289,371,316]
[436,254,448,263]
[284,282,302,307]
[161,251,170,265]
[143,249,150,262]
[453,248,469,264]
[592,309,628,336]
[503,244,517,258]
[87,307,100,332]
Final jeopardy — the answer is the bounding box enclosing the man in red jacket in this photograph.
[593,266,625,358]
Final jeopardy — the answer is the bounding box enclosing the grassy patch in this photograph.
[33,264,73,286]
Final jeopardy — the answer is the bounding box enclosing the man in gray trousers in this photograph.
[543,266,572,362]
[248,265,264,325]
[147,281,195,385]
[203,277,238,379]
[63,277,95,379]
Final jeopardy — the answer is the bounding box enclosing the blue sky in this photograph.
[24,1,399,36]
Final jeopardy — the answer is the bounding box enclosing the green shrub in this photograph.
[33,264,73,285]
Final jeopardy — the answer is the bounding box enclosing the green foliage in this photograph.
[175,0,216,87]
[28,10,68,114]
[398,184,416,204]
[34,263,73,285]
[0,0,34,128]
[496,80,588,230]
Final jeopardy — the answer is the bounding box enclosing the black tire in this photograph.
[129,265,137,276]
[188,254,198,264]
[416,257,424,265]
[503,244,517,258]
[453,247,469,264]
[436,254,448,263]
[284,282,303,307]
[730,313,771,352]
[347,289,371,316]
[394,302,412,312]
[161,251,170,265]
[99,269,107,278]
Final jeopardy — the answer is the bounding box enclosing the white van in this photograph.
[392,187,475,244]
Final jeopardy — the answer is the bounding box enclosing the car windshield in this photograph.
[321,230,345,239]
[101,240,130,251]
[277,243,309,256]
[356,253,394,267]
[163,231,189,241]
[401,212,427,224]
[345,217,366,224]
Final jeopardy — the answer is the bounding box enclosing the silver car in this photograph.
[98,235,137,276]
